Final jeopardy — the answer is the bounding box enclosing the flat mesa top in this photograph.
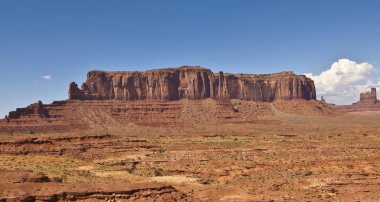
[87,66,301,78]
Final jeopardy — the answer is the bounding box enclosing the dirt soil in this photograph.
[0,102,379,201]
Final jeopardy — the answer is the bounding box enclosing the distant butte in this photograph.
[334,87,380,112]
[353,88,379,105]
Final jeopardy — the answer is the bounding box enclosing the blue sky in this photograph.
[1,0,380,116]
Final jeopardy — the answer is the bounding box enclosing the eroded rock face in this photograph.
[69,66,316,102]
[354,88,378,105]
[334,88,380,112]
[7,100,49,119]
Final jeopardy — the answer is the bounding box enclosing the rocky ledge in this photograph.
[69,66,316,102]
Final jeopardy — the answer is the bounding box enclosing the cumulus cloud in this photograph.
[305,59,379,104]
[41,75,52,80]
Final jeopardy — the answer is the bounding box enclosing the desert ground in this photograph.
[0,100,379,201]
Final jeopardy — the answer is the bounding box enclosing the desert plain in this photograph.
[0,99,379,201]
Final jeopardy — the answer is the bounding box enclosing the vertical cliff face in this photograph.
[219,72,316,101]
[69,66,316,102]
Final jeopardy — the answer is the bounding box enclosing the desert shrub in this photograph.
[52,177,63,183]
[154,168,163,176]
[78,170,91,177]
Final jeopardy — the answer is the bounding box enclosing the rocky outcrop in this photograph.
[7,100,49,119]
[320,96,335,106]
[0,183,191,202]
[321,96,326,103]
[69,66,316,102]
[353,88,378,105]
[334,88,380,112]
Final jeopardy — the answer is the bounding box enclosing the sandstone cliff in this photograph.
[69,66,316,102]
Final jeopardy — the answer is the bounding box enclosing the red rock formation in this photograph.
[0,66,318,133]
[8,101,49,119]
[334,88,380,112]
[354,88,378,105]
[69,66,316,102]
[320,96,335,106]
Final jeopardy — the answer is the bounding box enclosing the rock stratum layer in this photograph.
[69,66,316,101]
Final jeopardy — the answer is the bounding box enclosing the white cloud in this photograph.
[305,59,379,104]
[41,75,53,80]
